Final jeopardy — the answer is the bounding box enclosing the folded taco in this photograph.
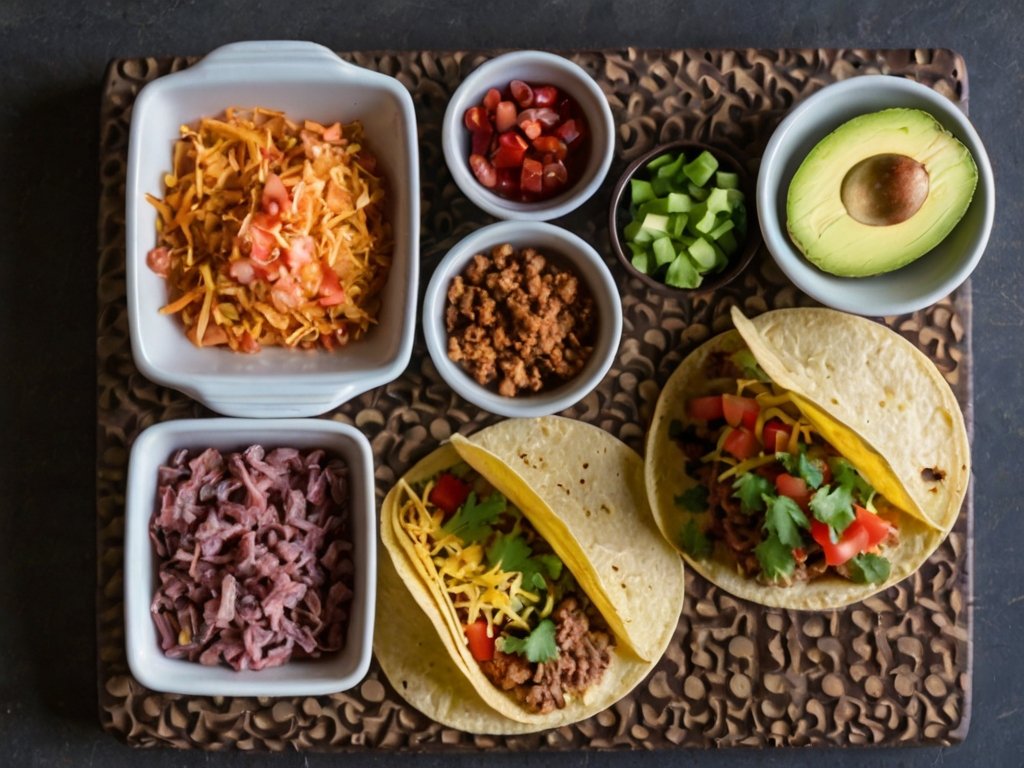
[644,307,969,609]
[377,416,684,732]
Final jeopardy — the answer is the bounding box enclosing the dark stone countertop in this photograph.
[2,1,1021,766]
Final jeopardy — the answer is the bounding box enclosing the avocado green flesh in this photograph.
[786,108,978,277]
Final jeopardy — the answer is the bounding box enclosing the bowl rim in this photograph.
[124,40,420,417]
[756,74,995,316]
[123,417,377,696]
[422,220,622,417]
[608,139,761,297]
[441,49,615,221]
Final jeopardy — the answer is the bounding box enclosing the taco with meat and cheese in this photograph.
[377,416,684,732]
[644,306,969,609]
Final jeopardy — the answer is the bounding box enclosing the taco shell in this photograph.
[645,307,969,610]
[377,417,684,731]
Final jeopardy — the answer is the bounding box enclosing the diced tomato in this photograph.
[483,87,502,112]
[470,122,494,156]
[722,394,759,430]
[775,473,811,509]
[762,419,792,453]
[722,427,758,460]
[509,79,534,107]
[284,235,315,271]
[321,122,342,142]
[464,105,489,133]
[687,395,724,421]
[261,173,290,216]
[554,118,581,145]
[532,85,559,108]
[520,157,543,194]
[531,135,567,161]
[854,505,893,549]
[810,519,870,567]
[492,132,529,169]
[469,154,497,188]
[428,472,471,516]
[541,161,568,191]
[519,118,542,141]
[495,100,518,133]
[463,619,495,662]
[146,246,171,278]
[318,264,346,307]
[494,168,519,197]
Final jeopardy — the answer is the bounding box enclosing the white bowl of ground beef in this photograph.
[124,417,376,696]
[423,220,622,417]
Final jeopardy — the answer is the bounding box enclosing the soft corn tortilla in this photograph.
[377,418,684,731]
[644,308,968,610]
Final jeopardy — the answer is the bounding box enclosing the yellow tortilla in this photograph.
[644,308,968,609]
[377,418,684,731]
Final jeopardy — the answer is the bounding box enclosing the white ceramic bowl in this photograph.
[442,50,615,221]
[124,418,376,697]
[757,75,994,316]
[126,41,419,417]
[423,221,622,417]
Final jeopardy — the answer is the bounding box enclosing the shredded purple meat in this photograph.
[149,445,354,671]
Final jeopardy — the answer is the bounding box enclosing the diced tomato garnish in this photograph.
[146,246,171,278]
[520,157,543,194]
[722,427,758,460]
[463,619,495,662]
[318,264,346,307]
[464,106,489,133]
[261,173,291,216]
[687,395,724,421]
[811,519,870,567]
[509,79,534,107]
[321,122,342,142]
[854,505,893,549]
[532,85,559,108]
[775,473,811,509]
[470,122,494,156]
[495,100,518,133]
[722,394,759,430]
[762,419,792,453]
[554,118,581,145]
[469,154,497,188]
[283,235,315,271]
[428,472,471,516]
[483,87,502,112]
[492,132,529,169]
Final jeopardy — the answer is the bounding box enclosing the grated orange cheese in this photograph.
[395,479,543,634]
[145,106,392,353]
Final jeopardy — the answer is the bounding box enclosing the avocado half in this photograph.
[786,108,978,277]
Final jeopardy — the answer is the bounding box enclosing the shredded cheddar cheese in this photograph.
[395,479,544,634]
[145,106,392,353]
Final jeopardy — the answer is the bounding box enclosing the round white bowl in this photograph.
[757,75,994,316]
[423,221,622,417]
[124,418,376,697]
[442,50,615,221]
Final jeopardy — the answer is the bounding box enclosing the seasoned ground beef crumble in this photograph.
[445,243,596,397]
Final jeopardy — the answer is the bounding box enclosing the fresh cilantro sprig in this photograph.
[809,484,855,541]
[674,485,708,513]
[729,349,769,381]
[499,619,559,663]
[441,492,506,544]
[763,494,809,549]
[846,553,891,584]
[732,473,773,514]
[755,533,795,581]
[486,533,562,591]
[680,519,712,559]
[829,457,875,501]
[776,449,824,489]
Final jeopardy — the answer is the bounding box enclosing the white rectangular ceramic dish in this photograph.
[123,417,376,697]
[125,40,419,417]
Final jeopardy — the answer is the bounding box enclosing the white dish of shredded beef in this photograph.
[124,418,376,697]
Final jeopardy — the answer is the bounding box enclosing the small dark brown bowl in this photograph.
[608,139,761,297]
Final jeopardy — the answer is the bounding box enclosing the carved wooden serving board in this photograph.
[97,47,973,749]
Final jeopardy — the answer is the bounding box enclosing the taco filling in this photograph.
[394,464,613,715]
[672,348,900,587]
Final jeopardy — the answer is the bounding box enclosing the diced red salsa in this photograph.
[464,80,589,202]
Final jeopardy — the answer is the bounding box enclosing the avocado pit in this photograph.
[840,153,929,227]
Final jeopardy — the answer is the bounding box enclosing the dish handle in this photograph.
[192,40,359,76]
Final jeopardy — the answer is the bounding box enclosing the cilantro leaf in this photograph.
[441,492,506,544]
[809,484,855,540]
[674,485,709,513]
[755,532,795,581]
[731,473,773,514]
[730,349,769,381]
[775,450,823,489]
[762,494,809,549]
[680,519,713,559]
[846,553,891,584]
[499,619,559,663]
[829,457,874,501]
[486,533,561,591]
